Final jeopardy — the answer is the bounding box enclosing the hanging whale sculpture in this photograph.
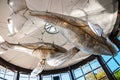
[0,11,117,76]
[0,40,79,76]
[30,11,117,56]
[0,0,118,76]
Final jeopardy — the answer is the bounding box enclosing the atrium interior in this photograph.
[0,0,120,80]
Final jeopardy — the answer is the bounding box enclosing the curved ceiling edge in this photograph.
[0,55,96,75]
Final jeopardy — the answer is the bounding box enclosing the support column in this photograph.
[69,67,75,80]
[39,75,42,80]
[16,71,20,80]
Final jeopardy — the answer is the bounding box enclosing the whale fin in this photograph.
[88,22,103,36]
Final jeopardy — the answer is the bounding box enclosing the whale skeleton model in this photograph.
[30,11,117,55]
[1,0,117,76]
[0,11,117,76]
[0,37,79,76]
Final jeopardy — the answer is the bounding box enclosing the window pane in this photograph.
[30,76,38,80]
[85,72,96,80]
[0,66,5,78]
[53,76,60,80]
[94,68,108,80]
[102,55,112,62]
[114,69,120,80]
[82,64,91,74]
[107,58,119,72]
[114,52,120,65]
[77,77,85,80]
[117,36,120,41]
[42,75,51,80]
[5,70,14,80]
[90,59,100,69]
[19,74,28,80]
[5,75,14,80]
[44,23,59,34]
[114,45,119,52]
[73,68,83,78]
[61,72,71,80]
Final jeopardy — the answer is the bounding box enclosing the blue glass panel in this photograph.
[73,68,83,78]
[42,75,51,80]
[107,58,119,72]
[101,55,112,62]
[90,59,100,69]
[53,76,59,80]
[114,52,120,65]
[77,76,85,80]
[5,75,14,80]
[61,73,71,80]
[114,45,119,52]
[117,36,120,41]
[0,66,5,78]
[30,76,38,80]
[82,64,91,74]
[5,70,14,80]
[19,74,28,80]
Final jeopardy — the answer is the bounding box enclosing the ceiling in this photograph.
[0,0,118,71]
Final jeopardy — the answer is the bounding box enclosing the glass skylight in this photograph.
[0,59,110,80]
[44,23,59,34]
[117,36,120,41]
[101,46,120,80]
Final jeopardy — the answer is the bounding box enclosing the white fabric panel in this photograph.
[8,0,27,12]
